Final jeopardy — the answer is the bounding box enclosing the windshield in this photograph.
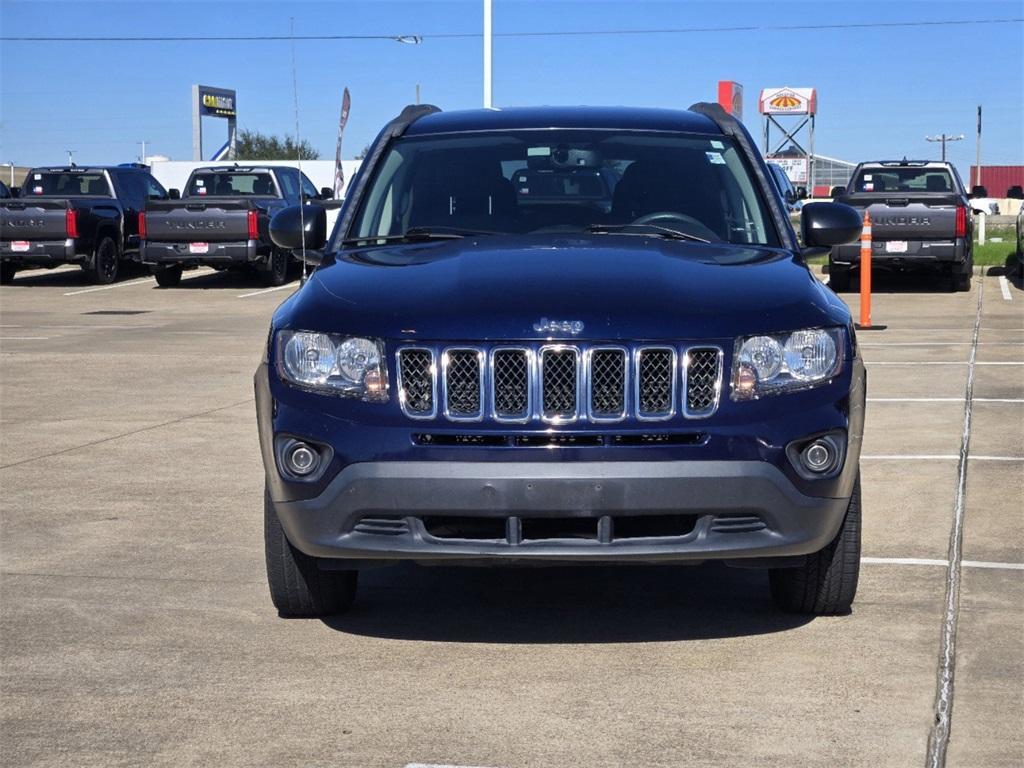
[24,171,110,197]
[344,130,779,248]
[851,166,954,194]
[186,172,276,197]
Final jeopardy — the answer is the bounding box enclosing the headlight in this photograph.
[276,330,388,401]
[731,327,843,400]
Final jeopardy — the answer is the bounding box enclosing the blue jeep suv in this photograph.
[257,104,866,617]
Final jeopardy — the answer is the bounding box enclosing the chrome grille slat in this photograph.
[588,347,627,421]
[540,347,580,422]
[492,348,531,422]
[636,347,676,420]
[397,348,436,418]
[443,348,484,420]
[683,347,723,418]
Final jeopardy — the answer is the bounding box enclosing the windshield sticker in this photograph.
[33,173,42,180]
[863,174,872,181]
[197,187,207,195]
[705,151,726,165]
[520,188,529,195]
[527,147,551,156]
[32,186,42,194]
[710,140,724,149]
[863,182,874,191]
[195,179,204,186]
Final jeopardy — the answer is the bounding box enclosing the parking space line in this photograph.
[862,454,958,460]
[867,397,1023,403]
[0,336,51,340]
[999,275,1013,301]
[237,281,298,298]
[867,361,1023,366]
[63,277,155,296]
[862,557,1024,571]
[969,455,1024,462]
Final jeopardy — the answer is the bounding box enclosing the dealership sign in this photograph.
[759,87,817,116]
[767,156,809,184]
[197,86,237,118]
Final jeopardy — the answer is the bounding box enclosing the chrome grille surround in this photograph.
[490,347,533,423]
[635,346,677,421]
[586,346,628,422]
[396,347,437,419]
[442,348,485,421]
[682,346,724,418]
[539,345,581,423]
[396,343,723,423]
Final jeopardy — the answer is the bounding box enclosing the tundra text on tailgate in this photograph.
[255,104,867,619]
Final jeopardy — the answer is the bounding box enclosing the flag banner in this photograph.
[334,87,351,199]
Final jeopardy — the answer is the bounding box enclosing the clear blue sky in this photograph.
[1,0,1021,182]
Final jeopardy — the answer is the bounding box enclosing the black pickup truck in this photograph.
[830,160,974,291]
[139,165,326,287]
[1,165,167,284]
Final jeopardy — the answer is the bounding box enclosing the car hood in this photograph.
[280,235,846,341]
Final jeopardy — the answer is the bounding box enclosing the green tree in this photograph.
[236,128,320,160]
[355,144,371,160]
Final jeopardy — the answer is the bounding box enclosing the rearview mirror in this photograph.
[801,202,863,252]
[270,204,327,258]
[168,188,180,200]
[319,187,334,200]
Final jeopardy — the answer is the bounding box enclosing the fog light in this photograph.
[285,441,319,476]
[801,440,834,473]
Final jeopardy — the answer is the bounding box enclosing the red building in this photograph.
[968,165,1024,196]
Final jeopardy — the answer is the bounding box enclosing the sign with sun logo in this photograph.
[759,87,817,116]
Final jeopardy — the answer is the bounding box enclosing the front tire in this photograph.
[0,263,16,284]
[89,236,120,284]
[264,488,358,617]
[259,249,290,287]
[151,264,183,288]
[770,473,861,615]
[828,260,851,293]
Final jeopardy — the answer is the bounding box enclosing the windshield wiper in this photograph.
[585,223,711,244]
[342,226,499,246]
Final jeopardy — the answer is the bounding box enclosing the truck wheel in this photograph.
[89,236,120,285]
[769,473,861,615]
[259,249,290,287]
[264,487,358,617]
[0,263,15,285]
[828,261,850,292]
[151,265,183,288]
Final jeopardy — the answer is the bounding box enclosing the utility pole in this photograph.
[925,133,964,163]
[483,0,492,108]
[974,106,982,188]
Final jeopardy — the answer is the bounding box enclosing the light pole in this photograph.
[483,0,492,108]
[7,162,14,186]
[138,140,147,163]
[66,149,75,166]
[925,133,964,163]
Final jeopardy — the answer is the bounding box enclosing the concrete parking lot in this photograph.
[1,264,1021,767]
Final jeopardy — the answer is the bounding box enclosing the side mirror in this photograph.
[829,186,846,198]
[168,188,180,200]
[801,202,863,252]
[270,204,327,258]
[784,190,798,206]
[796,186,808,200]
[319,187,334,200]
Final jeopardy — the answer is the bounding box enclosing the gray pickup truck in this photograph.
[830,160,973,292]
[139,165,327,287]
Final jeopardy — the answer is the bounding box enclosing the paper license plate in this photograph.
[11,241,30,252]
[885,240,908,253]
[189,242,209,254]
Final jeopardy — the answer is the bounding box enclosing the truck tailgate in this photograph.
[0,200,71,242]
[144,199,255,242]
[841,194,960,240]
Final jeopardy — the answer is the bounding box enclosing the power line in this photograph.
[1,17,1020,42]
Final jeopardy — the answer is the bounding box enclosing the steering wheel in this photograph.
[630,211,721,241]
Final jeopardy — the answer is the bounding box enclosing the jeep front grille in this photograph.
[396,343,723,423]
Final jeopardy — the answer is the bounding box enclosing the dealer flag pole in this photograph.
[334,88,351,200]
[483,0,492,108]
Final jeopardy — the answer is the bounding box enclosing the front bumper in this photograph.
[1,239,79,265]
[832,238,968,266]
[271,459,849,564]
[139,240,264,266]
